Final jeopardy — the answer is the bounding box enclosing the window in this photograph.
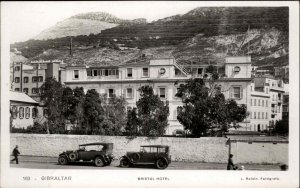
[198,68,203,75]
[32,108,37,119]
[159,88,166,98]
[39,76,43,82]
[126,88,133,98]
[15,77,20,83]
[14,66,20,71]
[14,88,20,92]
[24,77,29,83]
[266,100,268,107]
[266,112,268,119]
[231,86,242,99]
[251,99,252,106]
[254,112,256,119]
[93,69,98,76]
[12,106,17,119]
[73,70,79,79]
[19,107,24,119]
[142,68,149,77]
[254,99,256,106]
[25,107,30,119]
[23,88,28,94]
[127,68,132,77]
[32,88,39,94]
[108,89,115,98]
[87,70,92,76]
[258,100,260,106]
[105,69,109,76]
[32,76,38,83]
[159,68,166,75]
[262,100,264,107]
[262,112,264,119]
[258,112,260,119]
[43,109,49,118]
[234,66,241,73]
[109,69,116,76]
[266,88,269,94]
[174,87,180,98]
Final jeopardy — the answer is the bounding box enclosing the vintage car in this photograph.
[119,145,171,169]
[58,143,114,167]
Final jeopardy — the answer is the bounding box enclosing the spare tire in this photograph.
[131,153,140,162]
[68,152,77,161]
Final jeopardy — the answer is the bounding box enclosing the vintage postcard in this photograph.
[1,1,299,188]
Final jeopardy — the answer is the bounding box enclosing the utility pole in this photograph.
[20,63,23,92]
[70,37,73,56]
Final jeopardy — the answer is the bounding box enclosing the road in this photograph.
[10,156,281,170]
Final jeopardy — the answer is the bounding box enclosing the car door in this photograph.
[140,147,158,163]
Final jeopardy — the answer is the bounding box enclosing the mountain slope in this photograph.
[34,12,147,40]
[34,18,119,40]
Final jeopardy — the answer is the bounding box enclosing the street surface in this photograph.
[10,156,281,170]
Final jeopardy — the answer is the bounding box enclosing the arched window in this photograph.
[19,107,24,119]
[25,107,30,119]
[11,106,18,119]
[32,108,38,119]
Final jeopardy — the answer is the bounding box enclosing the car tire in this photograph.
[58,156,68,165]
[120,158,130,168]
[68,152,77,161]
[156,158,168,169]
[94,156,105,167]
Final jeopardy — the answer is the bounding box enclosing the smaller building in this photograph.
[10,91,39,128]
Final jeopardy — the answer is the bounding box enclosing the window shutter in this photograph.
[240,87,243,99]
[132,88,135,98]
[123,88,126,98]
[230,87,233,98]
[165,88,168,99]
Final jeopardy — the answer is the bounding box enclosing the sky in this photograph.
[2,1,212,43]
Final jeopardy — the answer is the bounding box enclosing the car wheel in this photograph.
[156,158,168,169]
[58,156,68,165]
[120,159,130,168]
[94,156,105,167]
[68,152,77,161]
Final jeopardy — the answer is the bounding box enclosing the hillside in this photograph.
[34,18,119,40]
[34,12,147,40]
[11,7,288,73]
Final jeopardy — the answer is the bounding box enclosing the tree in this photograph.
[176,77,248,137]
[125,107,140,136]
[100,95,127,135]
[40,77,65,134]
[61,87,75,121]
[272,118,289,135]
[136,85,169,137]
[72,87,86,131]
[83,89,104,134]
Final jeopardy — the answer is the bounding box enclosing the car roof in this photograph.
[140,145,169,148]
[79,143,113,146]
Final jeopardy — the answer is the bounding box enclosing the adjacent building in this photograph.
[10,91,39,128]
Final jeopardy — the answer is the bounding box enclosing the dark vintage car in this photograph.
[58,143,114,167]
[119,145,171,169]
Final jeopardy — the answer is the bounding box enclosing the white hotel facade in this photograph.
[62,56,285,135]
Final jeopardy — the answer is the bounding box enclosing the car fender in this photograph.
[157,157,169,164]
[59,153,69,160]
[119,156,131,162]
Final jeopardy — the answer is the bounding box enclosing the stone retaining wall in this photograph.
[10,134,229,163]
